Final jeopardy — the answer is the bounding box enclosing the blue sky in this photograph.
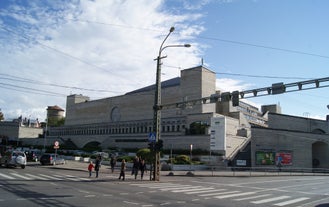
[0,0,328,121]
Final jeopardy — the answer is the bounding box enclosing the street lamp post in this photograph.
[152,27,190,181]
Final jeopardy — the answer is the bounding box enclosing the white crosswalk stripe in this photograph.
[130,183,313,207]
[214,191,256,199]
[274,197,310,206]
[172,187,215,193]
[185,189,225,195]
[10,173,33,180]
[0,172,15,180]
[251,196,291,204]
[25,173,49,180]
[0,172,90,182]
[234,193,272,201]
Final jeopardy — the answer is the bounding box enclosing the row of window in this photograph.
[49,124,186,137]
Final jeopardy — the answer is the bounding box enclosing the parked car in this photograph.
[0,150,27,169]
[40,154,65,165]
[25,150,41,162]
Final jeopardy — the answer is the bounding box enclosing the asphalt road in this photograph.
[1,162,329,207]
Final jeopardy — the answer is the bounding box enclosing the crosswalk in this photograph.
[0,172,92,182]
[131,183,311,206]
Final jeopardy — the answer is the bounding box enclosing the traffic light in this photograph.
[272,82,285,94]
[221,92,231,102]
[232,91,239,106]
[153,140,163,151]
[148,142,155,151]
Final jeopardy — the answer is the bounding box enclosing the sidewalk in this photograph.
[48,160,322,177]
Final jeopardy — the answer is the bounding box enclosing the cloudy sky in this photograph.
[1,0,329,122]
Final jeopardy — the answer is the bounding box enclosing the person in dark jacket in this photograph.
[140,159,147,180]
[132,156,140,179]
[94,155,101,178]
[110,156,116,173]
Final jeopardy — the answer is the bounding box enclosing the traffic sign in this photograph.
[148,133,156,143]
[54,141,60,149]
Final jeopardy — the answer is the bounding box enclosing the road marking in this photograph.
[10,173,33,180]
[150,185,193,189]
[199,191,240,197]
[274,197,310,206]
[25,173,49,180]
[160,186,202,191]
[123,201,139,205]
[234,194,272,201]
[185,189,226,195]
[0,172,15,180]
[251,196,290,204]
[214,191,256,199]
[172,187,215,193]
[38,174,62,180]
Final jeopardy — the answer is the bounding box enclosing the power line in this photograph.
[197,36,329,59]
[215,72,313,80]
[69,19,329,60]
[0,73,120,93]
[0,83,67,97]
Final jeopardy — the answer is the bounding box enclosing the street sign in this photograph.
[54,141,59,149]
[148,133,156,143]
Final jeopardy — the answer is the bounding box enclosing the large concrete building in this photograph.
[4,65,328,170]
[49,66,257,159]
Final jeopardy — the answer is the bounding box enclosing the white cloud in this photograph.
[0,0,204,121]
[216,78,253,92]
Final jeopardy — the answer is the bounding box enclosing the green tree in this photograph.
[136,148,154,164]
[0,109,4,121]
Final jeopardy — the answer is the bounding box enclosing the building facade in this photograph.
[23,65,329,169]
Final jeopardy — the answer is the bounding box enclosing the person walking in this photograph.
[87,161,94,178]
[118,159,126,181]
[110,156,117,173]
[140,159,147,180]
[132,156,140,179]
[94,155,101,178]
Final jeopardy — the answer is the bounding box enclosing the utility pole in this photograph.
[152,27,190,181]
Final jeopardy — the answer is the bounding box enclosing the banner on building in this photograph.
[275,151,293,165]
[210,116,226,151]
[255,151,275,165]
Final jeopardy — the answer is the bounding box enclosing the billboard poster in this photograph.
[275,151,292,165]
[209,116,226,151]
[255,151,275,165]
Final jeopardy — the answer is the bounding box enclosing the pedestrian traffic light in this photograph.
[148,142,155,151]
[156,139,163,151]
[232,91,239,107]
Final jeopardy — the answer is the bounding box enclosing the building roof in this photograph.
[125,77,180,95]
[47,105,64,111]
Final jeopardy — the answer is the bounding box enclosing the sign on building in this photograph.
[210,116,226,152]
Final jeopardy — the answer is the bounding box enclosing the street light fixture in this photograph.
[152,27,190,181]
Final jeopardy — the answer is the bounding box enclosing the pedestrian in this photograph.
[132,156,140,179]
[110,156,117,173]
[140,159,147,180]
[118,159,126,181]
[88,161,94,177]
[94,155,101,178]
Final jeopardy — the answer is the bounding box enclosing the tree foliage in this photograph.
[0,109,4,121]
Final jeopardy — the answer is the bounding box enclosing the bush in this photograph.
[116,155,134,163]
[174,155,191,164]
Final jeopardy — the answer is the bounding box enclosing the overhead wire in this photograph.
[0,73,120,93]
